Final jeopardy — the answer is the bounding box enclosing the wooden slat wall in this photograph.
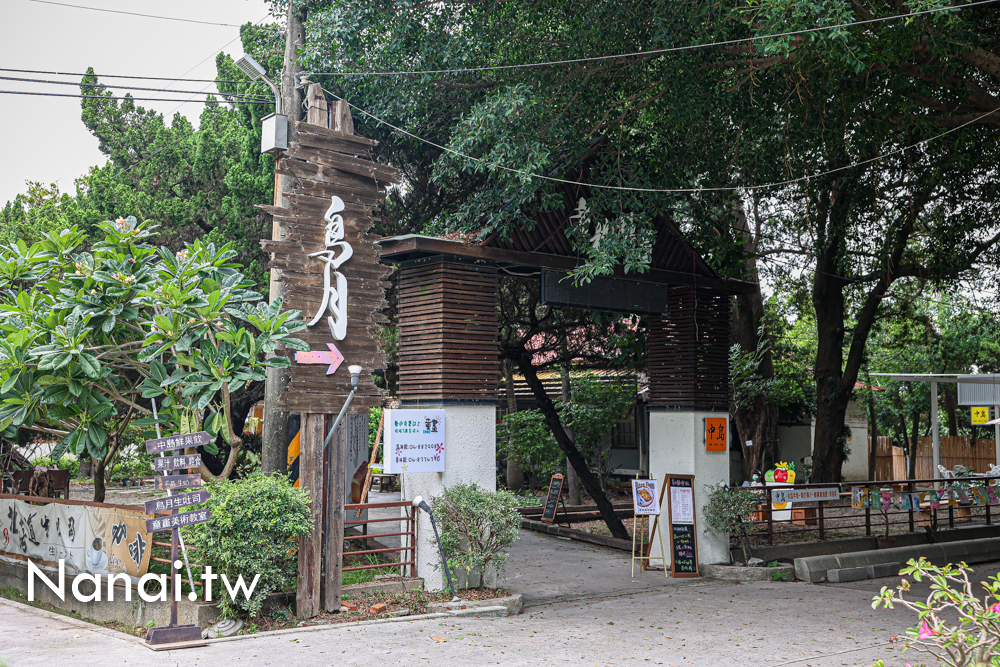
[647,287,730,411]
[262,119,398,413]
[398,261,499,402]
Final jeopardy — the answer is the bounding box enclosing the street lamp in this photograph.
[324,365,364,449]
[235,53,286,154]
[412,495,460,602]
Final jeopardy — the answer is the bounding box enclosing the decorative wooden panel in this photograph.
[261,119,399,413]
[647,288,730,411]
[397,260,499,402]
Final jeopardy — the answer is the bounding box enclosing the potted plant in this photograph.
[703,483,763,564]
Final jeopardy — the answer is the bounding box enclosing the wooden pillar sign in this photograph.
[143,431,211,647]
[665,475,699,577]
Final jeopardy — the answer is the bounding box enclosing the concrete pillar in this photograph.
[647,409,731,568]
[400,404,496,591]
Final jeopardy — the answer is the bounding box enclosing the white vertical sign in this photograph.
[383,409,446,473]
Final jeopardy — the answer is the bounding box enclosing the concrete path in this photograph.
[0,578,915,667]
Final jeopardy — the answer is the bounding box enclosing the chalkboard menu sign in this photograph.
[541,474,565,523]
[666,475,699,577]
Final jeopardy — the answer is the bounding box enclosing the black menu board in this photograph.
[666,475,699,577]
[541,474,565,523]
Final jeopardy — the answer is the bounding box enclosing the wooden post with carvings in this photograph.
[260,83,398,618]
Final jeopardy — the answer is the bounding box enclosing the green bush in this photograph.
[31,455,80,478]
[432,483,521,590]
[188,473,312,617]
[497,409,563,489]
[702,483,762,564]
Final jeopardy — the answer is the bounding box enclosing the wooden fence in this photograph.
[872,435,998,480]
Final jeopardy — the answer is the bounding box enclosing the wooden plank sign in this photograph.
[666,475,699,577]
[153,454,202,472]
[144,490,210,515]
[146,509,212,533]
[540,474,565,523]
[145,432,213,455]
[152,474,202,492]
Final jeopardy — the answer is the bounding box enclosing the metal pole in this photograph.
[931,381,941,479]
[994,405,999,468]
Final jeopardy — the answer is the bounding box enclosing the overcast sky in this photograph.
[1,0,273,206]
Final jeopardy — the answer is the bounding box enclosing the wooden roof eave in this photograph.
[377,235,758,295]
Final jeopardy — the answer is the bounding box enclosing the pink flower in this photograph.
[918,621,939,640]
[990,601,1000,615]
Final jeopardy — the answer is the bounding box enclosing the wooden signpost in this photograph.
[631,476,668,578]
[144,431,211,648]
[665,475,699,577]
[540,473,571,526]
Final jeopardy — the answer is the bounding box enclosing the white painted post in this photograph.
[931,381,940,479]
[400,405,496,591]
[995,405,1000,467]
[647,410,731,567]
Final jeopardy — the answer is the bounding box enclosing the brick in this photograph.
[342,601,358,612]
[826,566,868,583]
[369,603,387,614]
[866,562,901,579]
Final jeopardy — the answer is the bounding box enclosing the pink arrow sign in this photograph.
[294,343,345,375]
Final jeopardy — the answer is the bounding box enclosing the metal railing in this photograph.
[747,475,1000,546]
[343,500,416,577]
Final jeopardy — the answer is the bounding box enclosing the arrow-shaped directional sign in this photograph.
[294,342,344,375]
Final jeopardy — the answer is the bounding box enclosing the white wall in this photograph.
[647,410,731,567]
[807,401,869,481]
[399,404,496,591]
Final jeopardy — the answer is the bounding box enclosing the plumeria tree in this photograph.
[0,217,306,501]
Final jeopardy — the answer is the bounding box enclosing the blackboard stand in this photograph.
[631,474,668,578]
[541,474,572,527]
[665,474,699,578]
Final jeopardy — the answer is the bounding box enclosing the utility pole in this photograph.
[262,1,308,476]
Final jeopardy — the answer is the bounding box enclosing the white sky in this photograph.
[0,0,273,205]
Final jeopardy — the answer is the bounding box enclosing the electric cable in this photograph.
[309,0,999,77]
[0,89,271,104]
[323,87,1000,194]
[0,74,270,99]
[0,68,249,85]
[28,0,243,27]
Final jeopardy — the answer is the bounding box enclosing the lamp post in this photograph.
[235,53,287,154]
[324,365,362,449]
[411,495,460,602]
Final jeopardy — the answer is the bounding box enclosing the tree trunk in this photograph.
[503,360,524,492]
[513,349,630,540]
[943,385,959,436]
[93,457,106,503]
[908,412,920,480]
[561,362,580,505]
[732,202,780,480]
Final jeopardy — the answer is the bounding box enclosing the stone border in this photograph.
[521,518,632,552]
[426,593,523,615]
[702,564,795,583]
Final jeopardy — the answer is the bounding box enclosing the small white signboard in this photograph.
[631,479,660,516]
[669,484,695,524]
[383,408,445,473]
[770,487,840,504]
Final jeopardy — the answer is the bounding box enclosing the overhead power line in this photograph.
[0,67,249,84]
[0,90,271,104]
[323,87,1000,194]
[28,0,243,27]
[310,0,999,77]
[0,75,270,100]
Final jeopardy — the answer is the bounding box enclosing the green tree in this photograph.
[0,217,306,501]
[497,409,563,489]
[560,372,635,491]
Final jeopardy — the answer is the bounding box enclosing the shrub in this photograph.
[432,483,521,590]
[702,483,762,564]
[871,557,1000,667]
[497,409,563,489]
[187,473,311,617]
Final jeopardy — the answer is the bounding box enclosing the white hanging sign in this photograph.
[382,409,445,473]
